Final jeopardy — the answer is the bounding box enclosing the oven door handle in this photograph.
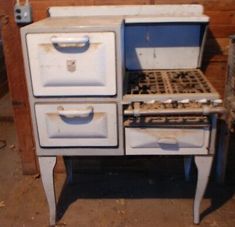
[158,138,178,145]
[51,36,89,47]
[57,106,94,118]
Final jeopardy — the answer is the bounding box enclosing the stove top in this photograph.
[127,69,214,95]
[124,69,220,102]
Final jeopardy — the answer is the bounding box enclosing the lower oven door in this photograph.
[125,127,210,155]
[35,103,117,147]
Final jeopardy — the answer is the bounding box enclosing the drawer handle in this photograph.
[51,36,89,47]
[57,106,94,118]
[158,138,178,145]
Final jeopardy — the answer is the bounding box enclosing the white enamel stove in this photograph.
[20,5,224,226]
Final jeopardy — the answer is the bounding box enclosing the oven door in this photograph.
[125,127,210,155]
[35,103,118,147]
[26,32,116,96]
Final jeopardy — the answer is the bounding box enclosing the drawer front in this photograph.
[27,32,116,96]
[125,127,210,155]
[35,103,118,147]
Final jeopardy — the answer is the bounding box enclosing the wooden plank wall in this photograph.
[0,37,8,98]
[0,0,235,174]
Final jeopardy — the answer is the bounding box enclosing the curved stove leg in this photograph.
[38,156,57,226]
[193,155,213,224]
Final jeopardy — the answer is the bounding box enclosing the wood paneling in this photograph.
[209,25,235,38]
[203,62,227,98]
[0,0,234,174]
[206,11,235,25]
[0,31,8,97]
[0,0,37,173]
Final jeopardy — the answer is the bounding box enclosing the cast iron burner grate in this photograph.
[127,70,213,95]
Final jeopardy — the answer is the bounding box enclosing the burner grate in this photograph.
[127,70,213,95]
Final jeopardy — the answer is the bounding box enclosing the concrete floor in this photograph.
[1,93,235,227]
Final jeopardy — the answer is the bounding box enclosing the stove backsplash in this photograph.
[125,23,207,70]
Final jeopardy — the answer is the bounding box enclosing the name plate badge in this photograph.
[67,59,76,72]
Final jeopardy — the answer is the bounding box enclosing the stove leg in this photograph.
[184,156,193,182]
[38,156,57,226]
[193,156,213,224]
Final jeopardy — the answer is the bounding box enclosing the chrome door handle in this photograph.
[51,36,89,47]
[158,138,178,145]
[57,106,94,118]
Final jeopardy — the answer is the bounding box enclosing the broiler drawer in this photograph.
[125,127,210,155]
[35,103,117,147]
[26,32,116,96]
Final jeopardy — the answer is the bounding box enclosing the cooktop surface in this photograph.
[126,69,215,95]
[124,69,220,102]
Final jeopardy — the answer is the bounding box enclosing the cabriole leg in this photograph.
[193,156,213,224]
[38,156,57,226]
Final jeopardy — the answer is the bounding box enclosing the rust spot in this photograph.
[40,44,53,53]
[46,113,59,122]
[89,43,100,50]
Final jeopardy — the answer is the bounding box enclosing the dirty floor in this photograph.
[0,93,235,227]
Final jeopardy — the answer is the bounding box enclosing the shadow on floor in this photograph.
[56,154,235,222]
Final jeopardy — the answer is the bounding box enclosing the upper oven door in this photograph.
[26,32,116,97]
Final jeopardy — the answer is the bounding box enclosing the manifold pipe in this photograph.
[124,107,226,116]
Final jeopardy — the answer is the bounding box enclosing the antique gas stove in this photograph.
[20,5,224,226]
